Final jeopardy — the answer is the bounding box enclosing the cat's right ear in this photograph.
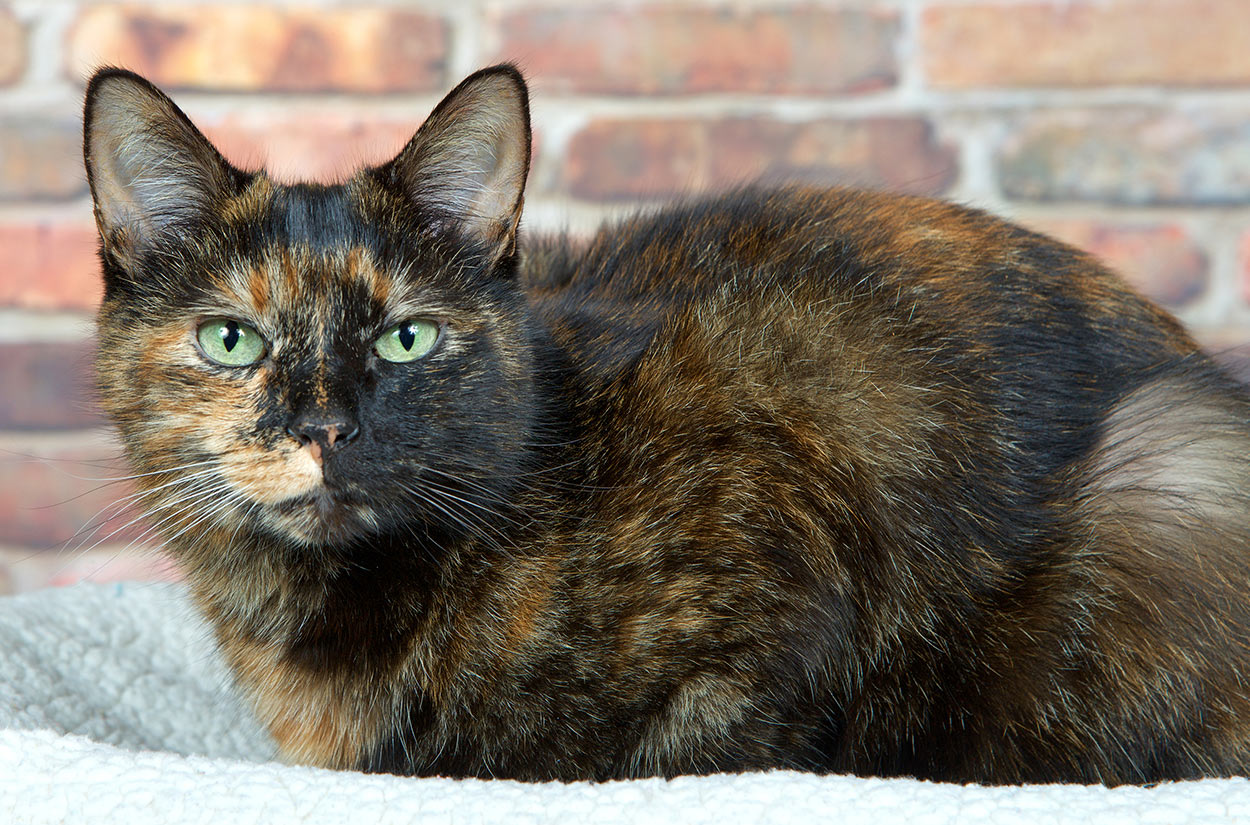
[83,68,239,267]
[378,65,532,271]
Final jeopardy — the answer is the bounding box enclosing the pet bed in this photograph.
[1,582,1247,824]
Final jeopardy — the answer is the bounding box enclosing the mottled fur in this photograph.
[86,66,1250,784]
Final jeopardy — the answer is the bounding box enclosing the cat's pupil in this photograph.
[220,321,240,353]
[398,323,416,351]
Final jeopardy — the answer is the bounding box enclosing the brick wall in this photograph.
[1,0,1248,593]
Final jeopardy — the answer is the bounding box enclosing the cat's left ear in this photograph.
[380,65,532,269]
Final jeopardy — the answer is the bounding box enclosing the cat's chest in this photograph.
[205,550,567,768]
[218,631,390,769]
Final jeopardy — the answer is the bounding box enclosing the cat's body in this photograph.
[86,66,1250,785]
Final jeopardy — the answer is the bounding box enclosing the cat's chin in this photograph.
[265,490,376,546]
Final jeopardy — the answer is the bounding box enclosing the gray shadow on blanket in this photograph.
[0,582,274,761]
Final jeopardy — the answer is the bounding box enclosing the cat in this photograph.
[83,64,1250,785]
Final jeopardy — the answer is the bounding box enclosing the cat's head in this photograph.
[85,66,538,552]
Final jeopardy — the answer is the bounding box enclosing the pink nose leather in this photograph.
[286,417,360,465]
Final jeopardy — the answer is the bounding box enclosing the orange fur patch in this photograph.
[222,633,388,770]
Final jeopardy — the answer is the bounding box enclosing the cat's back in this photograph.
[525,188,1230,520]
[526,186,1202,470]
[517,186,1250,783]
[527,185,1195,369]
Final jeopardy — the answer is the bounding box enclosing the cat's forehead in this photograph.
[223,174,374,249]
[204,175,442,322]
[220,241,388,319]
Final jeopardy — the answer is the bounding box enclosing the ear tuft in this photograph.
[83,68,237,263]
[381,65,532,268]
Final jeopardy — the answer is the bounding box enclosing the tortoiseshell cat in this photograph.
[84,65,1250,785]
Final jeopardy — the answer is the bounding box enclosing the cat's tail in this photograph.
[1062,355,1250,780]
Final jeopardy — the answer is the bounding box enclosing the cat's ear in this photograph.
[83,68,239,264]
[380,64,532,268]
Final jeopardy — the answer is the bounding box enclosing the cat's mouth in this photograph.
[268,488,373,545]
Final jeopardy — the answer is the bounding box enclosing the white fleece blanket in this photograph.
[2,583,1250,824]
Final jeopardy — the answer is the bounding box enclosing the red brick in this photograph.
[561,117,957,202]
[200,112,417,183]
[0,342,105,431]
[0,439,148,549]
[0,120,87,202]
[493,6,897,96]
[998,110,1250,206]
[199,110,536,184]
[562,120,701,201]
[0,224,103,311]
[1025,219,1208,309]
[67,6,448,93]
[0,6,23,86]
[924,0,1250,89]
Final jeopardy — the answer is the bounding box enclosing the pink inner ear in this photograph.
[85,72,234,254]
[385,68,532,259]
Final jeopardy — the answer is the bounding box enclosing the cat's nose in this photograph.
[286,414,360,458]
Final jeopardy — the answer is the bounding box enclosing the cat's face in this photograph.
[85,67,535,550]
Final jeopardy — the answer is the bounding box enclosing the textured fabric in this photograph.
[2,582,1249,824]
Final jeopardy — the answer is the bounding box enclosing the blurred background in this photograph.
[1,0,1248,593]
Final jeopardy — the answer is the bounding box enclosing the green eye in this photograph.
[196,318,266,367]
[376,319,440,363]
